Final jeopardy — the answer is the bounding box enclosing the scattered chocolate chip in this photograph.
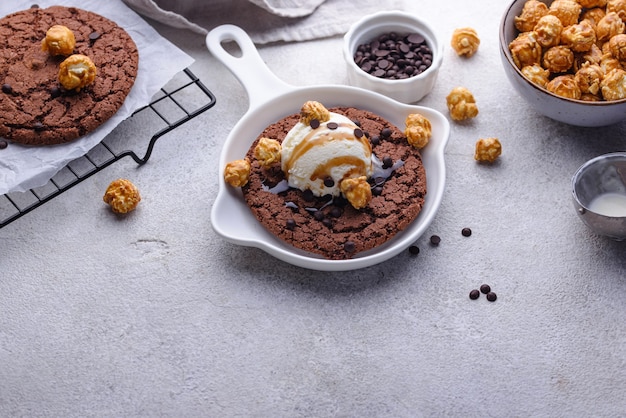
[50,86,62,98]
[324,176,335,187]
[409,245,420,255]
[382,156,393,169]
[462,227,472,237]
[302,189,315,202]
[334,195,349,207]
[310,119,320,129]
[352,119,361,127]
[31,4,39,8]
[0,139,8,150]
[322,218,333,228]
[286,219,296,230]
[380,127,392,138]
[372,186,383,196]
[2,84,12,94]
[344,241,356,253]
[33,122,44,131]
[370,135,380,146]
[469,289,480,300]
[480,284,491,294]
[430,235,441,246]
[486,292,497,302]
[89,31,101,42]
[327,122,338,130]
[354,128,364,138]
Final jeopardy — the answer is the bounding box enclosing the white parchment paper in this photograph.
[0,0,194,195]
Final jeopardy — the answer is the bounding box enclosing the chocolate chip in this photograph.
[310,119,320,129]
[322,218,333,228]
[302,189,315,202]
[469,289,480,300]
[480,284,491,294]
[50,86,62,98]
[352,119,361,127]
[0,139,8,150]
[382,156,393,169]
[313,211,325,221]
[381,127,392,138]
[324,176,335,187]
[486,292,497,302]
[327,122,338,130]
[33,122,44,131]
[407,33,425,44]
[89,31,101,42]
[462,227,472,237]
[372,186,383,196]
[2,84,12,94]
[31,4,39,8]
[329,207,342,218]
[354,128,364,138]
[370,135,380,146]
[430,235,441,246]
[409,245,420,255]
[286,219,296,230]
[344,241,356,253]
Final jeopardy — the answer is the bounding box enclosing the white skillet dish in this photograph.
[206,25,450,271]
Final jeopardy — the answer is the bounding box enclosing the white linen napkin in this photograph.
[122,0,407,43]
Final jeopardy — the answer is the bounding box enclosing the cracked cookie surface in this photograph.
[0,6,138,145]
[242,107,427,260]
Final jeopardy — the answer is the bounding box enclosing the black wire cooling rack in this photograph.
[0,68,216,229]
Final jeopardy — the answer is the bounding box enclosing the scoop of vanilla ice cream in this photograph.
[281,112,373,197]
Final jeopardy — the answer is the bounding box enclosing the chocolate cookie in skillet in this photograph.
[224,101,432,260]
[0,5,138,146]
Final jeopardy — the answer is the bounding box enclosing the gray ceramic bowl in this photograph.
[572,152,626,240]
[499,0,626,127]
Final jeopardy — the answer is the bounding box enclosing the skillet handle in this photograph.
[206,24,293,110]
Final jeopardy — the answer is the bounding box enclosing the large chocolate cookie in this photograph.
[0,6,138,145]
[242,107,427,260]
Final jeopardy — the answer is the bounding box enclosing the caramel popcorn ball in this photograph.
[41,25,75,56]
[474,138,502,163]
[515,0,549,32]
[58,54,97,91]
[103,179,141,214]
[450,27,480,57]
[522,64,551,87]
[609,33,626,60]
[509,31,543,68]
[446,87,478,121]
[560,20,596,52]
[546,74,582,98]
[601,68,626,99]
[534,15,563,48]
[575,63,605,94]
[300,101,330,126]
[340,176,372,210]
[582,7,607,28]
[607,0,626,21]
[224,159,251,187]
[595,12,624,42]
[549,0,582,26]
[254,137,282,168]
[542,45,574,73]
[404,113,432,148]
